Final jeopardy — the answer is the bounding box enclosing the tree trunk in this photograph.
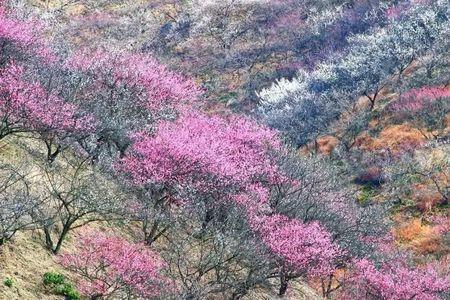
[145,220,160,246]
[278,272,289,296]
[53,220,73,254]
[43,225,54,252]
[202,208,214,230]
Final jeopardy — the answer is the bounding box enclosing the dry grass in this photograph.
[355,123,426,153]
[0,231,74,299]
[301,135,339,155]
[413,183,445,213]
[394,218,448,256]
[316,136,339,155]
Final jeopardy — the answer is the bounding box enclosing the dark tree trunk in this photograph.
[278,272,289,296]
[43,225,54,252]
[202,208,214,230]
[53,220,72,254]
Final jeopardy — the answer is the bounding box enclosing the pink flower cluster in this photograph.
[58,231,174,298]
[233,184,341,278]
[0,62,95,134]
[65,49,203,111]
[118,110,281,190]
[346,258,450,300]
[0,6,55,62]
[253,213,341,277]
[431,216,450,235]
[390,86,450,113]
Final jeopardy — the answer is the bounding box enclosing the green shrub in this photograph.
[43,272,80,300]
[43,272,65,285]
[357,186,375,205]
[3,277,13,288]
[55,283,80,300]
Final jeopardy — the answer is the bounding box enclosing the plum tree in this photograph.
[58,231,173,299]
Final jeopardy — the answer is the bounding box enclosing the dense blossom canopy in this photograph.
[0,62,94,137]
[390,86,450,113]
[254,213,341,277]
[0,6,54,61]
[65,49,203,112]
[345,258,450,300]
[119,110,281,190]
[59,231,173,298]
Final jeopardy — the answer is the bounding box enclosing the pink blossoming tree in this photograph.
[0,3,96,162]
[0,62,95,160]
[390,86,450,138]
[117,109,282,243]
[58,231,174,299]
[344,258,450,300]
[0,5,54,63]
[252,213,341,296]
[391,87,450,113]
[63,48,203,161]
[119,110,280,190]
[65,49,202,112]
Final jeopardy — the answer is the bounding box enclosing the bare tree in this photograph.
[0,163,38,246]
[31,154,125,253]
